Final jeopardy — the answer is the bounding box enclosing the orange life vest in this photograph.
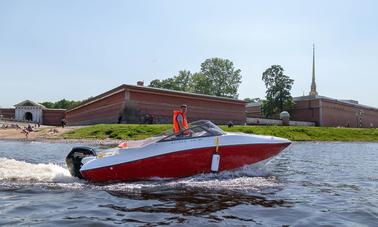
[173,110,189,134]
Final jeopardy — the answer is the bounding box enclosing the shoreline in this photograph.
[1,135,377,145]
[0,126,120,145]
[1,123,377,143]
[1,138,378,146]
[0,137,123,145]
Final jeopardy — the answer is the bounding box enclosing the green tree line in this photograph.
[149,58,242,99]
[149,57,295,118]
[40,99,82,109]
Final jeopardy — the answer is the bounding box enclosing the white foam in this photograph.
[0,157,75,183]
[93,167,280,193]
[170,175,280,191]
[0,157,279,192]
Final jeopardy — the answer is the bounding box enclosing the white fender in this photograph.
[211,153,220,172]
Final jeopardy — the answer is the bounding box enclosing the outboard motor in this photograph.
[66,147,96,179]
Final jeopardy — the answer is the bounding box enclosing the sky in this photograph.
[1,0,377,108]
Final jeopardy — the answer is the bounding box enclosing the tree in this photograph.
[261,65,294,118]
[149,70,192,92]
[244,97,261,103]
[40,101,54,108]
[174,70,193,92]
[191,72,212,95]
[149,79,164,88]
[200,58,242,98]
[148,58,242,98]
[149,78,177,90]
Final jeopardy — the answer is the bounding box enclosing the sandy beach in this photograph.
[0,121,137,146]
[0,126,74,141]
[0,120,80,140]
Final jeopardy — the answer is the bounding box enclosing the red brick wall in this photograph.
[65,90,125,126]
[289,99,320,125]
[64,85,246,126]
[321,99,378,128]
[246,105,262,118]
[0,108,15,119]
[43,109,66,126]
[363,109,378,128]
[289,98,378,128]
[128,90,246,124]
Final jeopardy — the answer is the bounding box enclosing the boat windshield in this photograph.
[158,120,224,142]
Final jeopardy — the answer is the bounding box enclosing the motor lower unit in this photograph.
[66,147,96,179]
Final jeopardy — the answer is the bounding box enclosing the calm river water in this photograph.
[0,140,377,226]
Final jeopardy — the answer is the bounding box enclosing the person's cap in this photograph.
[180,104,187,108]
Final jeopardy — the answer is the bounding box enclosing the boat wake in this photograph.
[0,157,280,193]
[97,165,280,194]
[0,157,74,183]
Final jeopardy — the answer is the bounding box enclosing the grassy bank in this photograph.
[64,124,172,140]
[224,126,378,141]
[63,124,378,141]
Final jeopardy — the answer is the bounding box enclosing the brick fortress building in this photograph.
[1,84,247,127]
[246,45,378,128]
[65,83,247,126]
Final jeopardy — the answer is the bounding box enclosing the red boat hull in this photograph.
[81,143,290,182]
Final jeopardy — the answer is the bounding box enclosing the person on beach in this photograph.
[173,104,189,137]
[27,124,33,132]
[61,118,67,128]
[21,127,30,139]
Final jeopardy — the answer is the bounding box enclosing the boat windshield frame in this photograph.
[157,120,225,142]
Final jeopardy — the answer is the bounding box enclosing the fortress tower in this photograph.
[309,44,318,96]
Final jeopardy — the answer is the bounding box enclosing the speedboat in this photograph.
[66,120,291,182]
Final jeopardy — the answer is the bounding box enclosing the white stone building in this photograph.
[14,100,45,123]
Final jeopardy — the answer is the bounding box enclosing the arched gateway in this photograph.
[24,112,33,121]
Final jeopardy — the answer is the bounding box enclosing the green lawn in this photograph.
[64,124,171,140]
[223,125,378,141]
[64,124,378,141]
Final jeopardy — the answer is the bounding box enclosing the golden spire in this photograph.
[309,44,318,96]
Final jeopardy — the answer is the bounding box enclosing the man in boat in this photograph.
[173,104,189,137]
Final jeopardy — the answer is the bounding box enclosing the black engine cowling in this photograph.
[66,147,96,179]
